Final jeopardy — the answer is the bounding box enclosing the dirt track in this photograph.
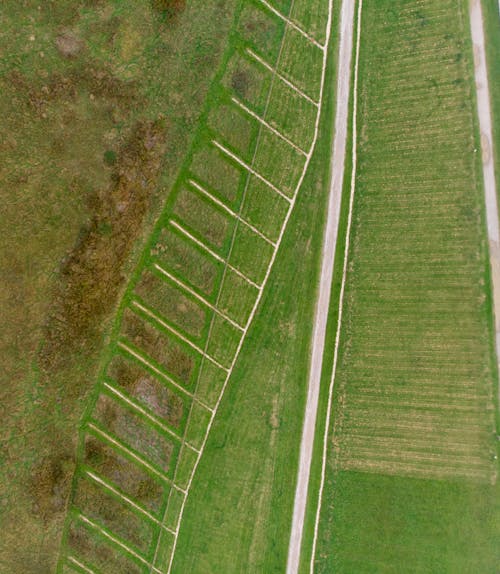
[285,1,357,572]
[469,0,500,400]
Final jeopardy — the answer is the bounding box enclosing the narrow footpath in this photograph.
[286,1,357,572]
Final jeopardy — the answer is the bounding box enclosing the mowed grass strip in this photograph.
[314,0,499,571]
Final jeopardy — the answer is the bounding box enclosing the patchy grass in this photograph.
[228,223,275,283]
[0,0,238,570]
[205,314,244,368]
[278,26,324,99]
[73,474,155,554]
[120,308,199,389]
[266,76,318,148]
[237,0,286,63]
[67,515,147,574]
[253,129,306,196]
[240,176,290,240]
[92,391,179,474]
[106,352,188,430]
[82,432,168,514]
[222,50,274,115]
[289,0,330,45]
[169,1,338,571]
[171,185,233,249]
[217,266,260,325]
[134,268,208,341]
[207,97,260,158]
[152,227,223,299]
[189,141,246,205]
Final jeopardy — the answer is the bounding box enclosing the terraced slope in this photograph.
[311,0,499,572]
[57,1,331,572]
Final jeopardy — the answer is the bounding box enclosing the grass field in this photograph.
[0,0,239,572]
[310,0,500,571]
[52,0,335,572]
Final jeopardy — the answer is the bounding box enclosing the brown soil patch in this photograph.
[231,69,250,98]
[39,118,167,377]
[55,29,85,58]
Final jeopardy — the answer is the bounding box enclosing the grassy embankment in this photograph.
[0,0,237,572]
[54,0,337,572]
[307,1,499,572]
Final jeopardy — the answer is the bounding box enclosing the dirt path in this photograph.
[469,0,500,400]
[285,1,357,573]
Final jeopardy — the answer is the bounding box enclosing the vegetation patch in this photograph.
[92,391,178,474]
[172,185,233,249]
[67,517,146,574]
[121,307,199,387]
[73,475,155,553]
[40,118,167,375]
[189,142,245,206]
[223,52,273,114]
[134,268,208,340]
[83,433,167,514]
[107,353,187,429]
[152,227,223,299]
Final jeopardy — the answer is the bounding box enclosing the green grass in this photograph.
[278,26,324,99]
[152,227,223,298]
[237,0,287,62]
[322,471,499,573]
[172,185,233,249]
[289,0,330,45]
[222,50,274,115]
[310,0,499,571]
[217,266,260,325]
[228,224,275,282]
[253,129,307,196]
[240,177,291,240]
[134,268,208,340]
